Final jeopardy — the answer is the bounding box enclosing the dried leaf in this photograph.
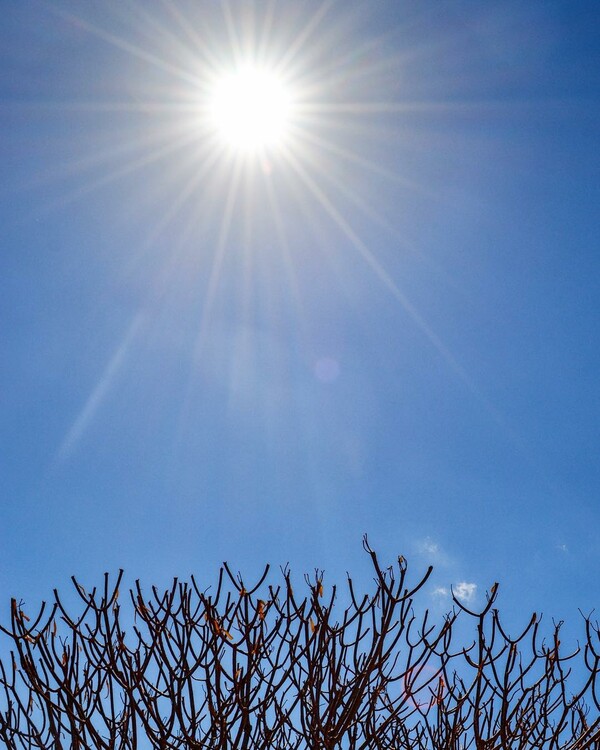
[436,676,445,703]
[52,621,57,638]
[318,582,324,597]
[62,652,68,667]
[310,618,316,634]
[20,611,30,622]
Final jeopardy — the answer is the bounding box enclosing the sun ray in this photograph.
[157,0,206,49]
[55,313,144,463]
[262,170,310,343]
[296,145,456,287]
[281,149,501,412]
[23,114,195,188]
[48,5,203,87]
[118,148,225,284]
[168,155,245,469]
[256,0,278,63]
[194,155,244,362]
[38,127,204,216]
[292,125,439,200]
[294,22,399,91]
[278,1,336,71]
[220,0,245,67]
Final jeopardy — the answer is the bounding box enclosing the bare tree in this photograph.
[1,538,598,749]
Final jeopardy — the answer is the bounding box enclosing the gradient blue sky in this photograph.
[1,1,598,639]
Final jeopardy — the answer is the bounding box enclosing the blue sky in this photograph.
[1,0,599,641]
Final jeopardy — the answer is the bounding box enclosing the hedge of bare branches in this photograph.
[1,539,598,749]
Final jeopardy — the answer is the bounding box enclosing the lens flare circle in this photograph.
[209,65,292,152]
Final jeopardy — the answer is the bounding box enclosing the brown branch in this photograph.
[0,546,598,750]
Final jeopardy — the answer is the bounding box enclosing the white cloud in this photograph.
[557,543,568,553]
[416,537,451,566]
[420,538,440,556]
[453,582,477,602]
[432,586,449,597]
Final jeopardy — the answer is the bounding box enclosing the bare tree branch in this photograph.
[0,541,598,749]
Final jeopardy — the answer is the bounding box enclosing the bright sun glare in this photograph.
[208,65,293,152]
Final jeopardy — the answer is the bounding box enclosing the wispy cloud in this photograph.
[556,543,568,553]
[415,536,451,566]
[432,582,477,603]
[419,538,440,556]
[415,537,477,605]
[453,582,477,602]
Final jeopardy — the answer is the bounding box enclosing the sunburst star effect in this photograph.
[31,0,536,476]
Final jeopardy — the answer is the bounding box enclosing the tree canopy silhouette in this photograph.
[1,539,598,749]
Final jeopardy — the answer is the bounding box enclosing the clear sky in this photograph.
[1,1,599,641]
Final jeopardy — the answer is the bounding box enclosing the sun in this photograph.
[208,65,294,153]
